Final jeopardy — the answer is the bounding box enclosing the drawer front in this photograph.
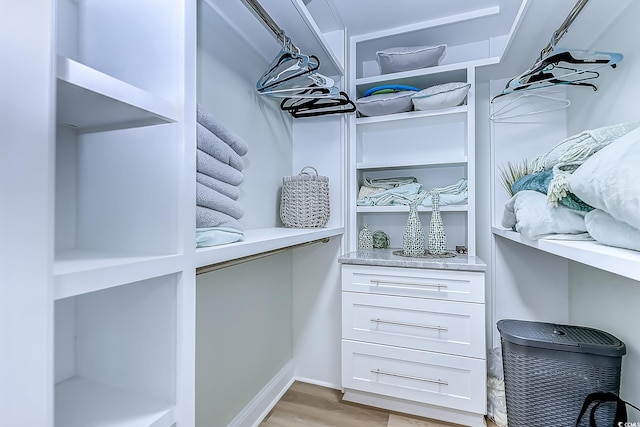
[342,340,486,414]
[342,292,485,358]
[342,265,484,303]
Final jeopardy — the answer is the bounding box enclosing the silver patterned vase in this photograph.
[358,224,373,250]
[402,201,425,256]
[428,189,447,255]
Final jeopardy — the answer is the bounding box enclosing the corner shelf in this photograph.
[492,227,640,282]
[195,226,344,269]
[356,106,468,126]
[358,205,468,213]
[55,377,175,427]
[54,251,183,300]
[56,56,178,133]
[357,157,467,170]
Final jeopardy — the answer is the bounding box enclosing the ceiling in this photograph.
[304,0,515,36]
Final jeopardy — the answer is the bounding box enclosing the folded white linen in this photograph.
[197,172,240,201]
[196,206,243,229]
[197,123,244,171]
[501,190,590,240]
[585,209,640,252]
[197,149,244,186]
[197,104,249,156]
[196,182,244,220]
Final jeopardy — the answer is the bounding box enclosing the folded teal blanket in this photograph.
[196,227,244,248]
[197,123,244,171]
[512,170,592,212]
[197,149,244,186]
[197,104,249,156]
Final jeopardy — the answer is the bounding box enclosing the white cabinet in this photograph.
[340,261,487,427]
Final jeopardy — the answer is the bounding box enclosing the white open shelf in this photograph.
[195,226,344,268]
[493,227,640,282]
[357,156,467,170]
[56,56,178,132]
[357,205,468,213]
[54,250,183,300]
[356,106,468,126]
[55,377,175,427]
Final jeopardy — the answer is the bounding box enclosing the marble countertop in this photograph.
[338,248,487,272]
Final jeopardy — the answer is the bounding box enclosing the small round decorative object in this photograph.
[372,230,390,249]
[358,224,374,250]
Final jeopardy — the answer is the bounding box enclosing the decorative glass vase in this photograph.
[402,201,425,256]
[358,224,373,250]
[428,189,447,255]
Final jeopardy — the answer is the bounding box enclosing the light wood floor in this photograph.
[260,381,498,427]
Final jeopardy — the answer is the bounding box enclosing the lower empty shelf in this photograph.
[55,377,174,427]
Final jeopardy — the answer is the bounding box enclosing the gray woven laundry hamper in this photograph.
[280,166,330,228]
[497,319,626,427]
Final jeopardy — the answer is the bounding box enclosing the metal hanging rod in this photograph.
[196,237,330,275]
[538,0,590,60]
[240,0,298,52]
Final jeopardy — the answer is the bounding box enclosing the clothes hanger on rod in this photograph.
[256,34,320,92]
[259,73,340,98]
[490,92,571,123]
[280,89,356,117]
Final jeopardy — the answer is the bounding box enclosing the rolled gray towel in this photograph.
[197,104,249,156]
[197,123,244,171]
[196,182,244,219]
[197,172,240,201]
[196,206,243,230]
[197,149,244,186]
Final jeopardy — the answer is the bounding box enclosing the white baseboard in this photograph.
[227,359,295,427]
[293,376,341,391]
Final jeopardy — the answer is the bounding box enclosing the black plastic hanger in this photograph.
[280,90,356,118]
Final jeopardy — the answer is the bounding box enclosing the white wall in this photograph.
[565,0,640,407]
[196,3,296,425]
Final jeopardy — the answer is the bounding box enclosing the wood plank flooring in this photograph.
[260,381,498,427]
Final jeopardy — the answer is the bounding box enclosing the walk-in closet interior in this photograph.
[2,0,639,426]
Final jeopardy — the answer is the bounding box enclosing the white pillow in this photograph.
[376,45,446,74]
[585,209,640,252]
[355,91,414,117]
[412,82,471,111]
[569,126,640,229]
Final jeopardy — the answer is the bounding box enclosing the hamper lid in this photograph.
[497,319,626,357]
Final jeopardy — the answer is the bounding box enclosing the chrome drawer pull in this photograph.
[370,278,448,289]
[370,369,448,385]
[370,318,448,332]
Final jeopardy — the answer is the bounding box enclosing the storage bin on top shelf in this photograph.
[376,44,447,74]
[355,81,470,117]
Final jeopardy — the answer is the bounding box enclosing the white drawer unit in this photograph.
[342,340,486,414]
[342,264,485,303]
[340,260,486,426]
[342,292,485,358]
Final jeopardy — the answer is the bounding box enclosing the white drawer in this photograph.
[342,340,486,414]
[342,292,485,358]
[342,265,485,303]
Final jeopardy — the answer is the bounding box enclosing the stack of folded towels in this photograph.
[196,104,249,247]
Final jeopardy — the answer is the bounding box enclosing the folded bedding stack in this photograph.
[501,123,640,250]
[196,104,249,248]
[357,177,468,207]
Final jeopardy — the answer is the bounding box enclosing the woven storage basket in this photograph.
[280,166,330,228]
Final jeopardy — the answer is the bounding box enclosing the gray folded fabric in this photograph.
[196,182,244,219]
[196,206,243,230]
[197,104,249,156]
[197,172,240,201]
[197,123,244,171]
[197,149,244,186]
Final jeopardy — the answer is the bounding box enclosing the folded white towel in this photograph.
[197,123,244,171]
[197,172,240,201]
[196,206,243,230]
[197,104,249,156]
[197,149,244,186]
[196,182,244,220]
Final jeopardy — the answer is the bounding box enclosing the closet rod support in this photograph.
[196,237,331,275]
[239,0,299,52]
[538,0,590,60]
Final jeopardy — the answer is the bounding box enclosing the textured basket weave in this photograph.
[498,319,625,427]
[280,166,330,228]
